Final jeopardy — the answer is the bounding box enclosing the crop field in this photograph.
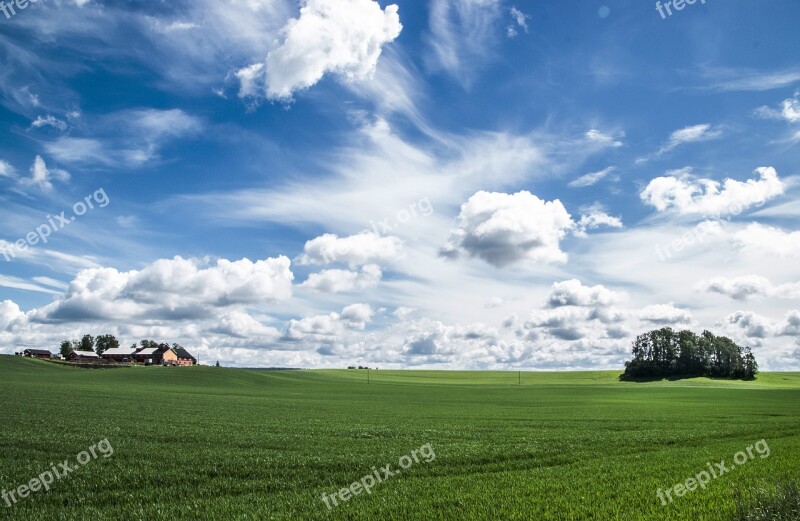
[1,355,799,520]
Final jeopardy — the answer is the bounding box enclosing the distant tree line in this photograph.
[623,328,758,380]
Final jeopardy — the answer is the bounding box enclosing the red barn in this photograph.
[174,347,197,366]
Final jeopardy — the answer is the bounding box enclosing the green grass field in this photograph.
[1,355,799,520]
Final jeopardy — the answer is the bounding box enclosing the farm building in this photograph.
[174,347,197,366]
[101,347,139,362]
[133,347,158,364]
[134,345,178,365]
[23,349,53,360]
[66,350,100,361]
[155,345,179,366]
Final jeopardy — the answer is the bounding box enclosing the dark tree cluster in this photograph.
[623,328,758,380]
[59,334,112,357]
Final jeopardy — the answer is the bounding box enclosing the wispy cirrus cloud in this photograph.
[30,115,68,131]
[658,123,722,151]
[18,155,70,191]
[44,108,202,167]
[0,239,101,272]
[569,166,617,188]
[0,159,16,178]
[700,66,800,92]
[0,274,63,295]
[506,6,529,38]
[426,0,502,86]
[636,123,723,164]
[585,129,624,149]
[659,123,723,155]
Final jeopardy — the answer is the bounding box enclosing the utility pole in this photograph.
[368,368,370,385]
[518,371,521,385]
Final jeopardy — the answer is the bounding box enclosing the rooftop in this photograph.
[102,347,138,357]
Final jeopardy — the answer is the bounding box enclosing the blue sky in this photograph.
[1,0,799,369]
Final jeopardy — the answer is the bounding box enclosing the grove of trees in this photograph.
[95,334,120,355]
[59,334,101,357]
[623,328,758,380]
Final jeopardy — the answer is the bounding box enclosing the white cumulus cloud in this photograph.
[547,279,625,308]
[440,191,574,267]
[264,0,402,99]
[32,256,294,323]
[641,167,783,217]
[298,232,403,267]
[301,264,382,293]
[728,311,775,339]
[340,303,374,329]
[756,91,800,123]
[283,303,374,342]
[575,210,623,237]
[209,311,281,339]
[782,91,800,122]
[638,304,693,325]
[734,223,800,257]
[0,300,26,331]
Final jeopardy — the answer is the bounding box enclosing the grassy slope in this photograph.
[315,368,800,387]
[1,356,799,520]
